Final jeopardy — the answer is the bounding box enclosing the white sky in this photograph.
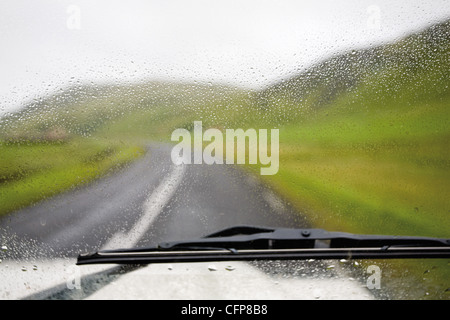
[0,0,449,115]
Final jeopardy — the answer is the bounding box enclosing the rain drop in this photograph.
[208,265,217,271]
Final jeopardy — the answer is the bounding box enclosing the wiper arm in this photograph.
[77,226,450,265]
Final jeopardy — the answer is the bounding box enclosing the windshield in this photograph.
[0,0,449,301]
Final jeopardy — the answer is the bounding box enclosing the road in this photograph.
[0,143,307,260]
[0,144,377,301]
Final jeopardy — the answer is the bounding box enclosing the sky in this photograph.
[0,0,449,115]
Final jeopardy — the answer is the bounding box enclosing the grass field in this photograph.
[0,138,144,216]
[260,100,449,238]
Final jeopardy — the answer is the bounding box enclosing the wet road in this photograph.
[0,143,306,259]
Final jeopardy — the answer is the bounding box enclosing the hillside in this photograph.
[250,20,450,235]
[255,19,449,124]
[0,81,249,141]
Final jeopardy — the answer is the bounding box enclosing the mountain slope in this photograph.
[253,20,450,238]
[255,19,449,122]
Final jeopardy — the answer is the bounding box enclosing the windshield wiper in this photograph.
[77,226,450,265]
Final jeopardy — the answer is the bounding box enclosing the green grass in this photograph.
[255,80,450,237]
[243,43,449,298]
[0,138,145,216]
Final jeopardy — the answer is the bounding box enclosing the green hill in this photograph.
[252,20,450,237]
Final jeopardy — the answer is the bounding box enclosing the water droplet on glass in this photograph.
[21,266,27,272]
[1,245,7,252]
[313,289,321,299]
[208,265,217,271]
[225,265,235,271]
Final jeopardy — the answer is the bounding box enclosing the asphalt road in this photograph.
[0,143,307,260]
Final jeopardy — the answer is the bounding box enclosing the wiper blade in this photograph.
[77,226,450,265]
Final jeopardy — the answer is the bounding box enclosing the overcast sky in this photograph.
[0,0,449,115]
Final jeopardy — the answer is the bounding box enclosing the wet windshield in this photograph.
[0,0,449,300]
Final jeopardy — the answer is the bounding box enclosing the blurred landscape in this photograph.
[1,19,448,235]
[1,17,449,299]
